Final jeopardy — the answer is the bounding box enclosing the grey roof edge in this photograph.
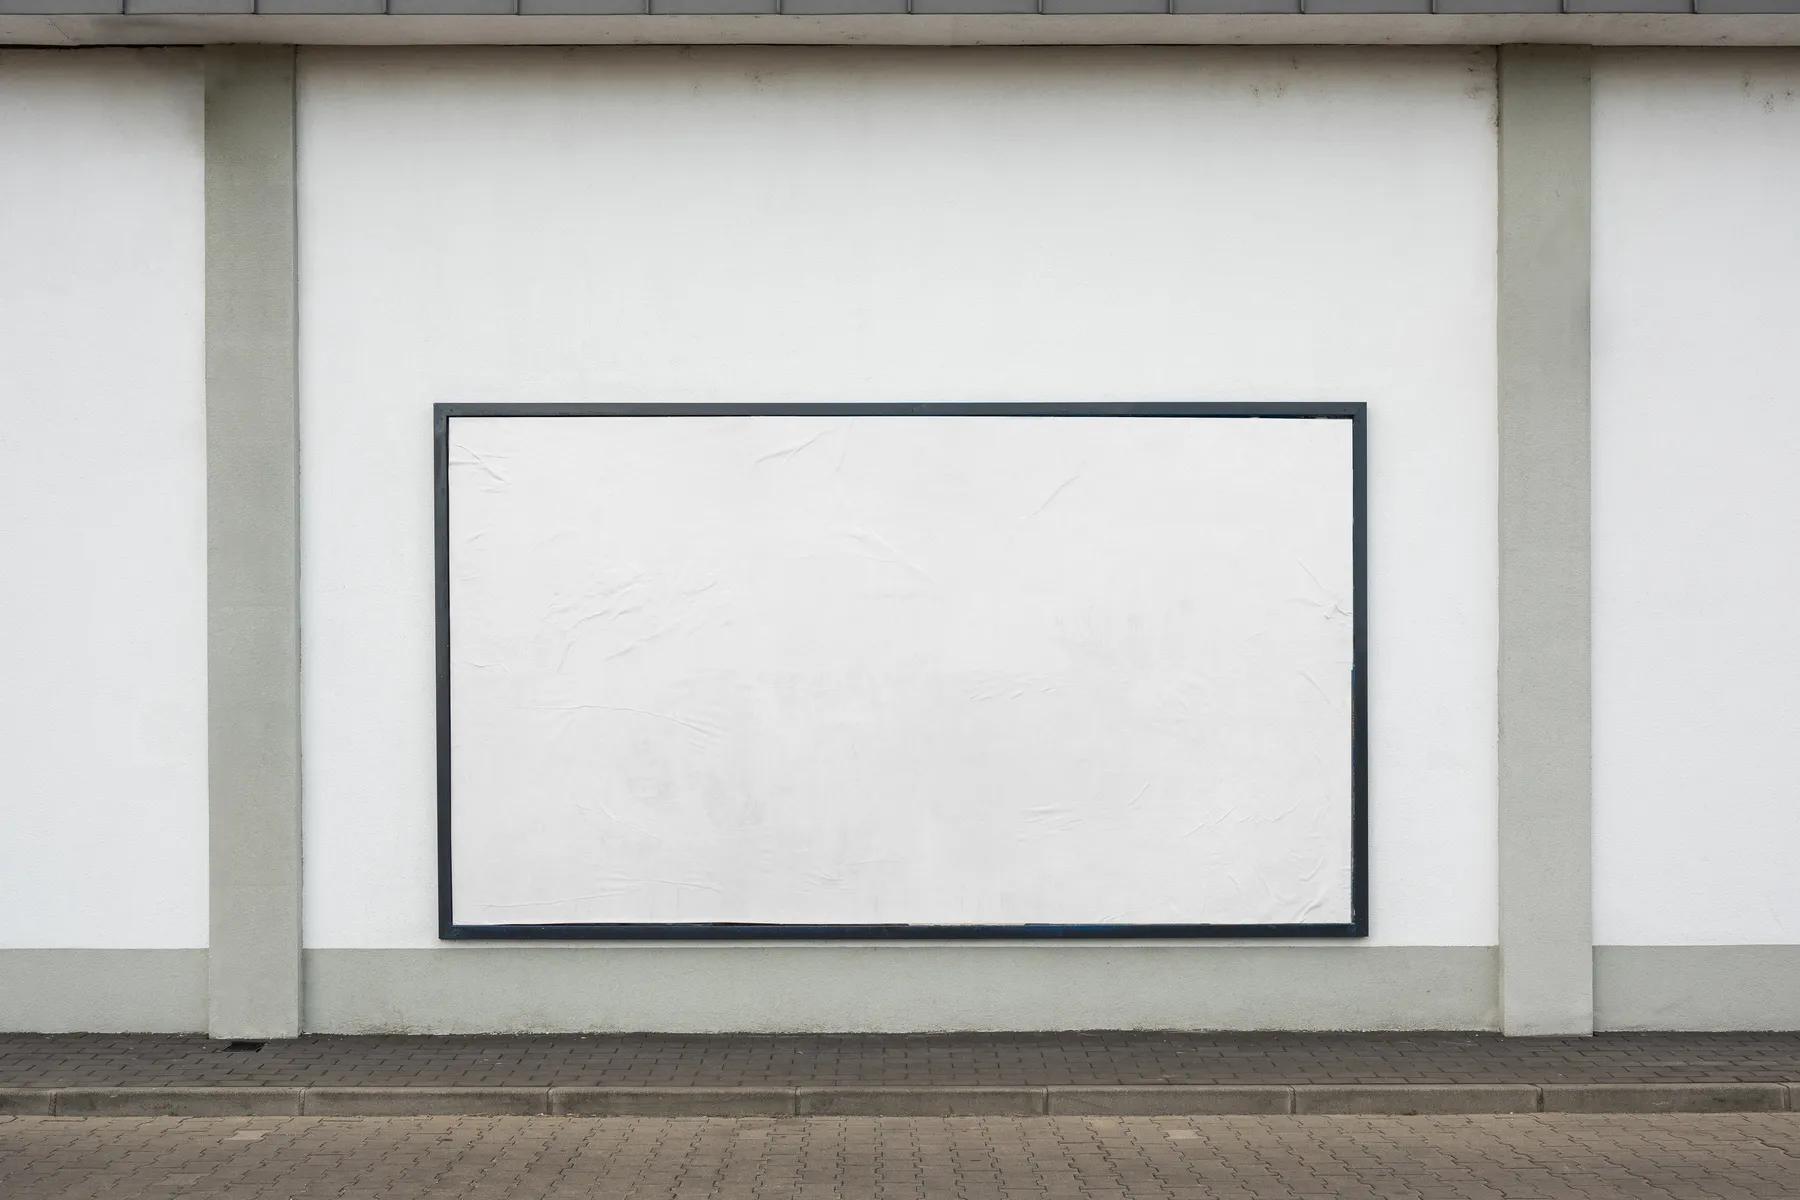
[29,1,1796,10]
[9,0,1799,10]
[10,6,1800,45]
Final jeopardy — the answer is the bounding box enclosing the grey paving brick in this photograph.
[5,1113,1800,1200]
[6,1032,1800,1091]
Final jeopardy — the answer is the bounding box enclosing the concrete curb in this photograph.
[797,1087,1047,1116]
[55,1087,304,1116]
[1539,1083,1789,1113]
[552,1088,794,1117]
[1293,1085,1542,1115]
[301,1087,548,1116]
[1,1083,1794,1118]
[1046,1086,1292,1115]
[0,1089,58,1115]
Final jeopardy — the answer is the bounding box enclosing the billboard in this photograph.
[437,404,1365,938]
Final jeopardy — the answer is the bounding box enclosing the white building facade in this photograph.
[1,15,1797,1039]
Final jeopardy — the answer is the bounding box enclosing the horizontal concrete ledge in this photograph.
[6,0,1798,8]
[303,1086,548,1115]
[797,1086,1048,1116]
[1539,1083,1790,1113]
[0,1090,57,1115]
[552,1087,795,1116]
[11,2,1800,12]
[1047,1085,1292,1115]
[1293,1084,1541,1114]
[8,1083,1797,1117]
[54,1087,305,1116]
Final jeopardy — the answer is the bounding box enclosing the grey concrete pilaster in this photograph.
[205,45,302,1039]
[1496,46,1594,1037]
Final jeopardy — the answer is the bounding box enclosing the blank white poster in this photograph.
[445,412,1357,930]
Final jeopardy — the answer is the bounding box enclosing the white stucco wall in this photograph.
[299,45,1500,952]
[4,39,1796,1033]
[0,50,208,949]
[1592,51,1800,948]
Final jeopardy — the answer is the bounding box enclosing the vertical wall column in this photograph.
[1497,46,1594,1037]
[206,46,302,1040]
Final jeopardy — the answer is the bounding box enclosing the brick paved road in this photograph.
[4,1113,1800,1198]
[6,1032,1800,1088]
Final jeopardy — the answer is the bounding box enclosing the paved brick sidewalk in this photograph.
[6,1032,1800,1089]
[6,1113,1800,1199]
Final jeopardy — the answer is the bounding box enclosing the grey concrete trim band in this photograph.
[1496,45,1594,1038]
[302,946,1498,1033]
[205,46,303,1042]
[7,945,1792,1034]
[2,1083,1794,1118]
[0,950,208,1034]
[1596,946,1800,1031]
